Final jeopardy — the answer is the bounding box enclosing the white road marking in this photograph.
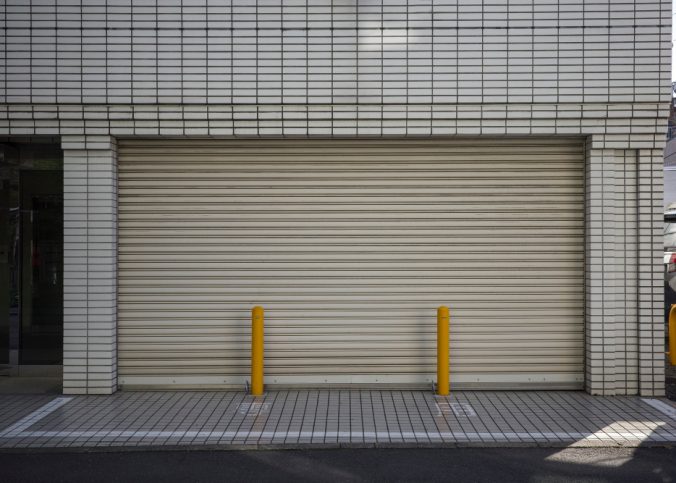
[0,397,72,438]
[435,401,477,417]
[237,401,271,415]
[642,398,676,420]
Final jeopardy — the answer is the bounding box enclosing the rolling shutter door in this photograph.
[117,138,585,389]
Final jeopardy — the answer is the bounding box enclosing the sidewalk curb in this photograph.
[0,440,675,453]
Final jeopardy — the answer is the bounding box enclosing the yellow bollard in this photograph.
[669,305,676,366]
[437,306,450,396]
[251,306,264,395]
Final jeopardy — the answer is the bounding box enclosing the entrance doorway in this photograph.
[0,141,63,380]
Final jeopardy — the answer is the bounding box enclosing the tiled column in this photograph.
[585,144,617,395]
[62,135,117,395]
[637,148,665,397]
[613,149,639,395]
[586,143,666,397]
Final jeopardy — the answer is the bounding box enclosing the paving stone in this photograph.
[0,391,675,449]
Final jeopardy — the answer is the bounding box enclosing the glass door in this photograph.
[0,143,63,371]
[19,171,63,364]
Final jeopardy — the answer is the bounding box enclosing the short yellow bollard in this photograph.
[669,305,676,366]
[251,306,265,395]
[437,306,450,396]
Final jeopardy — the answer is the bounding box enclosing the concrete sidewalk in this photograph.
[0,390,675,450]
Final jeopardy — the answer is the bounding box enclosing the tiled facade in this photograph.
[0,1,671,395]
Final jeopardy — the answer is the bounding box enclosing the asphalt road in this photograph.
[1,447,675,483]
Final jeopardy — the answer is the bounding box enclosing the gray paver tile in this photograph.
[1,390,675,448]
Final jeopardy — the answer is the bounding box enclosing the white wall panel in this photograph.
[0,1,670,106]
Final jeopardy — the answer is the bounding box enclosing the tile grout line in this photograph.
[283,391,301,445]
[268,390,290,445]
[254,392,278,445]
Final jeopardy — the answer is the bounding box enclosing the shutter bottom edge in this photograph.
[118,374,584,391]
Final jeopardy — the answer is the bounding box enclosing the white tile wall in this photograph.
[0,1,671,396]
[62,135,117,395]
[614,149,639,395]
[583,146,665,396]
[1,1,671,106]
[637,147,666,397]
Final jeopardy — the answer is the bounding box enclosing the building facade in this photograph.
[0,1,670,396]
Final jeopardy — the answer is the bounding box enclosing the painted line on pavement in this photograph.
[642,398,676,420]
[0,397,73,438]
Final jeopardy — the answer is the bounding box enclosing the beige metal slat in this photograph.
[117,138,585,389]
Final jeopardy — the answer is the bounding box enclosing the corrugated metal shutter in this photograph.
[117,138,585,389]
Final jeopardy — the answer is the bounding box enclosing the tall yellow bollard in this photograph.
[437,306,450,396]
[669,305,676,366]
[251,306,265,395]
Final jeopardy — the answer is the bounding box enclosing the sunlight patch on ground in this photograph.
[545,447,637,468]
